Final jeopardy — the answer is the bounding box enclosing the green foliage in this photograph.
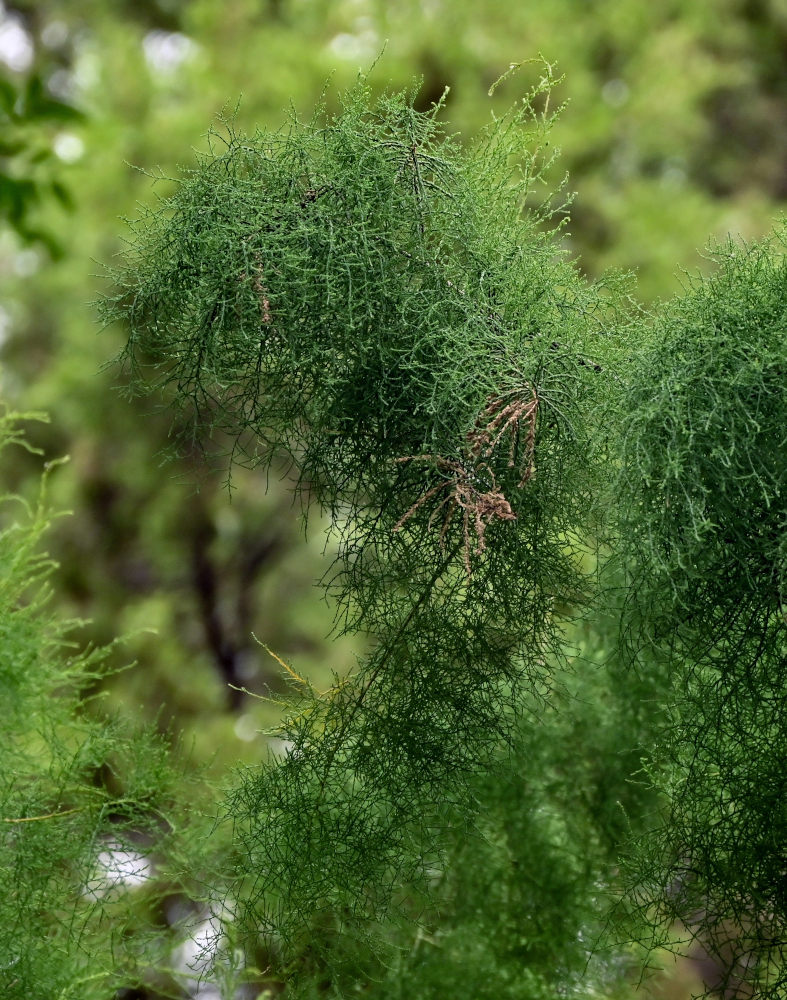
[4,5,787,993]
[614,231,787,999]
[3,0,784,772]
[103,70,787,998]
[617,231,786,639]
[0,69,82,253]
[0,412,211,998]
[104,69,631,988]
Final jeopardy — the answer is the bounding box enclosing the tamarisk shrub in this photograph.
[615,232,787,999]
[102,66,787,998]
[103,67,625,986]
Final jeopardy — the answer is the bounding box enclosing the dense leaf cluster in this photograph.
[97,76,787,997]
[616,235,787,998]
[105,69,623,973]
[618,235,786,637]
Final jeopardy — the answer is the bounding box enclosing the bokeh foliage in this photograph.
[0,412,211,999]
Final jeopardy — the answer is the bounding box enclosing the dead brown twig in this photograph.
[240,250,272,324]
[251,255,272,325]
[393,455,515,578]
[466,387,539,487]
[393,386,538,577]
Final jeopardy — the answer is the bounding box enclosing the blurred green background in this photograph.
[1,0,785,762]
[0,0,787,766]
[0,11,785,991]
[2,0,785,759]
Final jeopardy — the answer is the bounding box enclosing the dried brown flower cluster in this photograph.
[466,389,538,487]
[394,388,538,576]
